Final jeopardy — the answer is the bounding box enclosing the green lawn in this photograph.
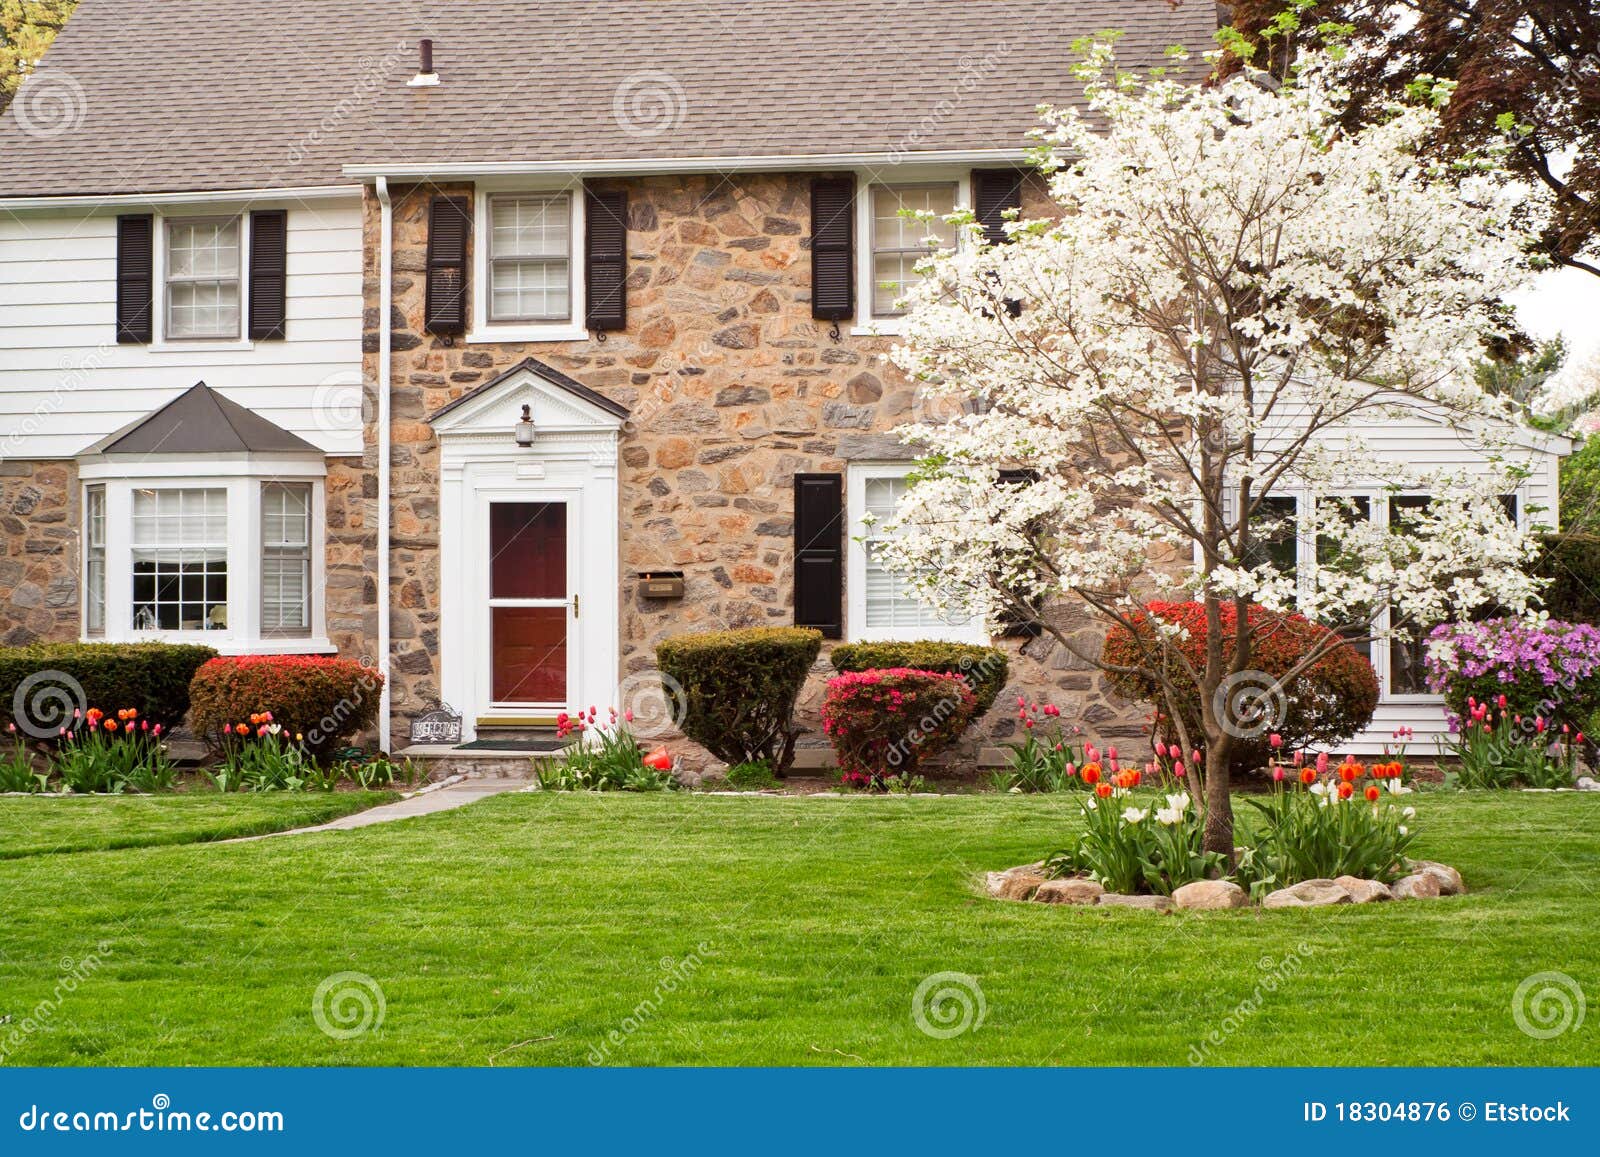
[0,792,397,859]
[0,791,1595,1066]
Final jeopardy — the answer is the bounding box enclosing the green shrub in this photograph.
[0,734,40,793]
[0,642,215,735]
[723,759,777,790]
[657,627,821,776]
[188,656,382,758]
[1533,534,1600,625]
[829,641,1008,719]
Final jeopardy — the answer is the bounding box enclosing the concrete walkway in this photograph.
[224,777,531,842]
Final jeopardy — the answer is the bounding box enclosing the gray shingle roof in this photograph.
[0,0,1219,197]
[91,382,321,455]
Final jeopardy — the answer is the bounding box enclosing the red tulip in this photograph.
[642,746,673,771]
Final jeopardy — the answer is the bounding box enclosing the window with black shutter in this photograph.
[996,467,1045,637]
[810,177,854,322]
[425,194,471,335]
[248,209,288,340]
[115,214,154,344]
[585,187,628,332]
[972,169,1024,246]
[794,473,845,638]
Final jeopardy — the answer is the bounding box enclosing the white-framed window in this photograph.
[76,465,332,654]
[868,183,959,318]
[846,463,988,644]
[470,185,586,343]
[164,217,242,340]
[489,194,572,322]
[84,485,106,636]
[262,482,312,636]
[131,487,228,631]
[1242,488,1524,702]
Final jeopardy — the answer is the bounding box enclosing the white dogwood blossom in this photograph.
[872,44,1549,850]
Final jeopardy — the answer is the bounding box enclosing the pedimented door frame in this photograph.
[431,361,626,741]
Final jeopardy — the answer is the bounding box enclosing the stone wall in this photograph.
[0,460,78,645]
[363,173,1150,765]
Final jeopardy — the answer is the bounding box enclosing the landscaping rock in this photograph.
[1173,880,1247,910]
[1334,876,1393,904]
[1410,860,1465,896]
[986,867,1048,901]
[1577,776,1599,792]
[1034,878,1105,905]
[1262,879,1352,909]
[1391,872,1442,900]
[1096,893,1174,912]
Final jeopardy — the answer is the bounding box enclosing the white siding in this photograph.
[0,198,364,457]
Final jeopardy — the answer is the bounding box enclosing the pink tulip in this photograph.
[1316,752,1329,773]
[1172,760,1185,778]
[1107,746,1118,761]
[1272,767,1285,782]
[1154,740,1168,759]
[1269,733,1283,749]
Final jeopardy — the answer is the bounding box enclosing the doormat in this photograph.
[454,738,569,753]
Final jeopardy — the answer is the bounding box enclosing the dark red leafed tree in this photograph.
[1221,1,1600,278]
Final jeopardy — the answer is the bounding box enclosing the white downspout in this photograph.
[375,176,393,750]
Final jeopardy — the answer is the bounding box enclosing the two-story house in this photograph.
[0,0,1568,766]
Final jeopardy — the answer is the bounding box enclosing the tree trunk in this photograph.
[1201,719,1235,859]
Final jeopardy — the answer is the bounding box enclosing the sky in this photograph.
[1514,266,1600,364]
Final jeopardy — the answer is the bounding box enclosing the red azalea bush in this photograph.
[189,656,383,758]
[821,667,978,787]
[1102,601,1378,776]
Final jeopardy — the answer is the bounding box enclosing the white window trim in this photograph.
[469,181,587,343]
[851,170,970,338]
[77,456,333,656]
[148,212,256,352]
[846,462,989,645]
[1246,487,1527,706]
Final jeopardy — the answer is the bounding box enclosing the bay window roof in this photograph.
[89,381,320,456]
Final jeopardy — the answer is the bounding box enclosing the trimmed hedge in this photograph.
[1533,534,1600,625]
[0,642,215,734]
[1102,601,1378,777]
[657,627,821,776]
[829,640,1009,719]
[189,655,383,758]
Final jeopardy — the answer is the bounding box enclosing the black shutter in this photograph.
[997,468,1044,637]
[115,214,153,344]
[585,187,628,332]
[424,194,471,335]
[973,169,1024,246]
[248,209,288,340]
[793,473,844,638]
[810,177,854,321]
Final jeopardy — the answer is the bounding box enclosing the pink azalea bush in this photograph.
[821,668,978,789]
[1425,617,1600,733]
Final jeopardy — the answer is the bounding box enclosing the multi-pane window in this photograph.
[861,473,966,636]
[165,218,241,339]
[84,486,105,635]
[1245,496,1299,582]
[1316,495,1373,664]
[131,488,228,631]
[1387,495,1433,694]
[261,483,312,634]
[870,184,958,317]
[489,194,572,322]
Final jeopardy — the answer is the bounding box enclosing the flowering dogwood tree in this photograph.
[875,44,1548,854]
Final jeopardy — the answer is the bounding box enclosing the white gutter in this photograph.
[341,148,1028,181]
[375,176,393,751]
[0,184,365,211]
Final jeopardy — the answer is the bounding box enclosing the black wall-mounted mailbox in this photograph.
[639,571,685,599]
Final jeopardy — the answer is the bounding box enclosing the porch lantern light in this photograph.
[514,404,535,447]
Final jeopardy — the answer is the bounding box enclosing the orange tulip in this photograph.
[1337,781,1354,800]
[1080,762,1103,785]
[1299,767,1316,785]
[1364,785,1380,802]
[1095,783,1113,798]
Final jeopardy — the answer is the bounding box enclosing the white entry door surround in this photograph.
[431,359,626,738]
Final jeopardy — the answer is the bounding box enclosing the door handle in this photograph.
[571,594,579,619]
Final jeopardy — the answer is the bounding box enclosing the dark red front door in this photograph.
[488,501,568,704]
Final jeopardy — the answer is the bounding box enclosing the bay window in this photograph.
[78,468,330,653]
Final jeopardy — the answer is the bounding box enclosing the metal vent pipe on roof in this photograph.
[408,38,439,87]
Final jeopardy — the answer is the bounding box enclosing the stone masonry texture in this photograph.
[360,173,1151,767]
